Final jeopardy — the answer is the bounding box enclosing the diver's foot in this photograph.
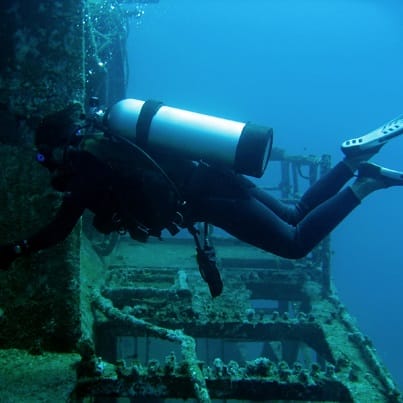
[358,162,403,188]
[350,162,403,200]
[341,115,403,159]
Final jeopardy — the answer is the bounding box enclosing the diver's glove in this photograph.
[196,244,223,298]
[0,241,29,270]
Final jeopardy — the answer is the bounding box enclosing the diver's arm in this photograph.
[26,193,85,251]
[0,193,85,269]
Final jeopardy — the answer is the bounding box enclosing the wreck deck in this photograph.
[75,236,401,402]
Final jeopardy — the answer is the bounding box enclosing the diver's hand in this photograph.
[0,244,18,270]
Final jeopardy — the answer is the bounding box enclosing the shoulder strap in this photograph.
[81,135,185,239]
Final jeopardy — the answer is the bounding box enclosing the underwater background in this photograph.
[127,0,403,390]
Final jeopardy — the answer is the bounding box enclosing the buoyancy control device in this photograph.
[85,97,275,296]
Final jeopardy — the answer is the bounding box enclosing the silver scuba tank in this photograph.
[104,98,273,178]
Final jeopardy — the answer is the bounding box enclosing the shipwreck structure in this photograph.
[0,1,401,402]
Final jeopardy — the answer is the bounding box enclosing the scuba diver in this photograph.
[1,98,403,297]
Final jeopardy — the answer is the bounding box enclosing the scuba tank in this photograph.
[103,98,274,178]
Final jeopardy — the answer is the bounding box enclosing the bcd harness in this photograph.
[81,132,224,298]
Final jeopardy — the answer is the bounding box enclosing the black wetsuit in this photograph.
[24,147,360,260]
[188,161,359,258]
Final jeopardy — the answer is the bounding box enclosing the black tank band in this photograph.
[135,99,163,148]
[234,123,273,178]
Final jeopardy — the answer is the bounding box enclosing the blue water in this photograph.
[127,0,403,388]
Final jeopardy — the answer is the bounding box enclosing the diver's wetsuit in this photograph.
[186,161,359,258]
[25,147,360,260]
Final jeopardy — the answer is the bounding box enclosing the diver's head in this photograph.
[35,103,84,170]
